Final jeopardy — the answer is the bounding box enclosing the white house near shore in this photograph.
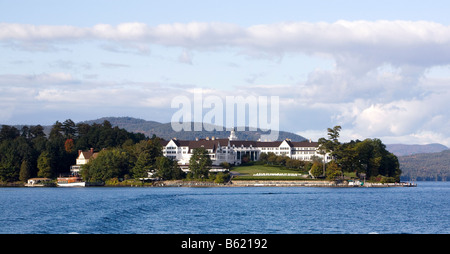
[161,130,331,171]
[70,148,99,175]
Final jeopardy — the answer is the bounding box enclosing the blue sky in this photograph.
[1,0,450,146]
[3,0,450,25]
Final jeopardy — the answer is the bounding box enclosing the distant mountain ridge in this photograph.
[81,116,307,142]
[399,149,450,181]
[386,143,448,156]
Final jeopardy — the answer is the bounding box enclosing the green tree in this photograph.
[81,148,130,182]
[286,158,304,170]
[0,142,20,182]
[325,161,343,180]
[318,126,342,157]
[0,136,36,182]
[309,162,323,178]
[258,152,268,163]
[318,126,401,182]
[170,163,185,180]
[352,139,401,182]
[337,141,362,173]
[29,125,46,140]
[154,156,172,179]
[21,125,45,141]
[154,156,185,180]
[74,120,145,152]
[189,148,212,179]
[219,161,231,169]
[129,138,163,178]
[62,119,77,139]
[214,172,229,184]
[0,119,149,183]
[131,151,154,178]
[267,152,277,165]
[275,155,287,166]
[19,160,32,182]
[317,126,341,175]
[32,136,48,155]
[48,121,64,141]
[37,151,53,178]
[0,125,20,142]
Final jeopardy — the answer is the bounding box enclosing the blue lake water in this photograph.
[0,182,448,234]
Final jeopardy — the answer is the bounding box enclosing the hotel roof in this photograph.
[162,138,318,149]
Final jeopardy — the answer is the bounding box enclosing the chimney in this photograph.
[309,139,312,143]
[206,137,209,140]
[195,137,199,141]
[90,148,94,154]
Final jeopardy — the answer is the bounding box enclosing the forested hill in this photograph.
[386,143,448,156]
[399,149,450,181]
[81,117,307,142]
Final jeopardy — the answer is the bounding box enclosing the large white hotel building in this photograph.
[161,130,330,168]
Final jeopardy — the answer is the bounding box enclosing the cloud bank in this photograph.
[2,20,450,62]
[1,20,450,146]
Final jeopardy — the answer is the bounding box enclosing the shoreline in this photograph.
[146,180,417,188]
[1,180,417,188]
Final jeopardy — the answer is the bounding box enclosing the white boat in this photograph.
[57,176,86,187]
[57,181,86,187]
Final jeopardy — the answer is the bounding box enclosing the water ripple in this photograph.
[0,182,448,234]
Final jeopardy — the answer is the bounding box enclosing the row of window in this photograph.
[165,149,317,154]
[165,145,316,151]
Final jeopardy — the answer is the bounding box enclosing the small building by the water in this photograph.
[26,178,53,187]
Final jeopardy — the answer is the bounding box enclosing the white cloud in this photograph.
[326,86,450,146]
[232,71,450,146]
[2,21,450,67]
[0,23,87,41]
[2,20,450,146]
[354,101,423,136]
[0,73,189,123]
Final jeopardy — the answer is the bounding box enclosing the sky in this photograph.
[1,0,450,146]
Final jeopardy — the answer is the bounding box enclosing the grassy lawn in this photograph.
[230,162,310,180]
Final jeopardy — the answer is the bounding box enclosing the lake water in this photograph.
[0,182,448,234]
